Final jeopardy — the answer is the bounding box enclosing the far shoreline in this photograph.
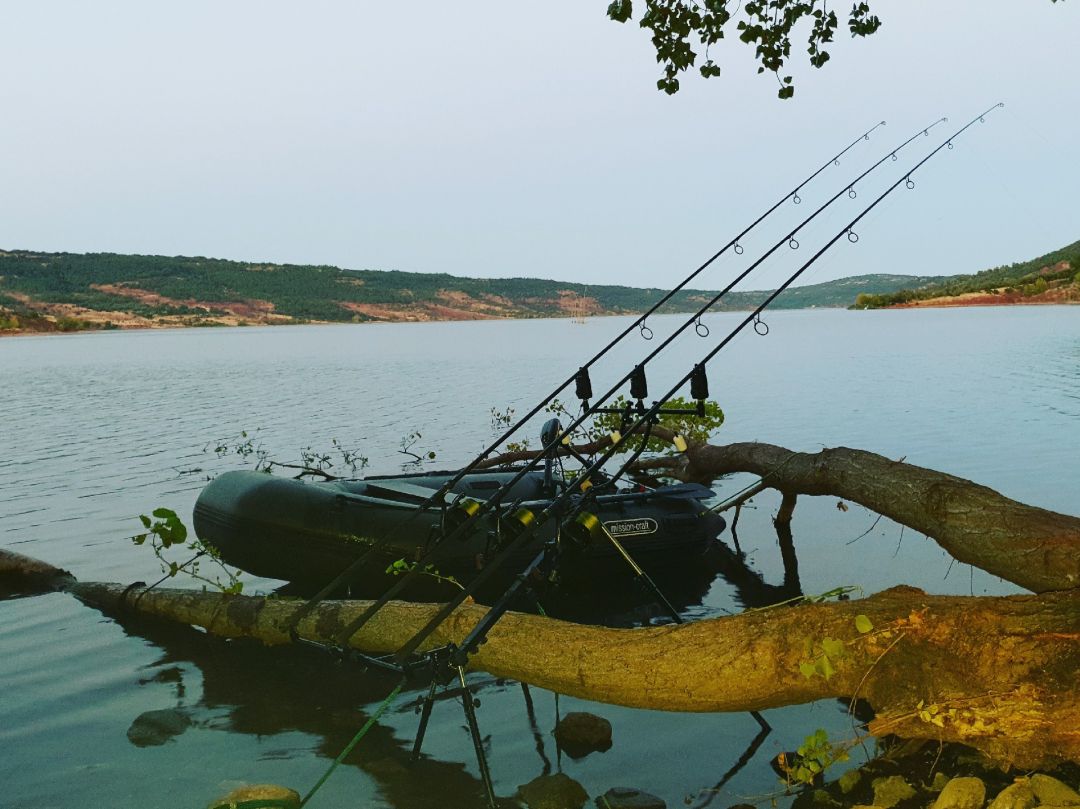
[5,299,1080,341]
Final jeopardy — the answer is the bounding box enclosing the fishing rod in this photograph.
[331,115,949,649]
[384,102,1005,663]
[284,121,888,621]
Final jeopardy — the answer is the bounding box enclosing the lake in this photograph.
[2,306,1078,808]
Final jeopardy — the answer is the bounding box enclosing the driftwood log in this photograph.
[3,548,1078,769]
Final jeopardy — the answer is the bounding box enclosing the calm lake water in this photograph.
[2,307,1079,808]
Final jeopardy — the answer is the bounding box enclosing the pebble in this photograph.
[931,776,986,809]
[871,775,917,808]
[1029,775,1080,807]
[208,783,300,809]
[126,708,191,747]
[987,781,1036,809]
[597,786,666,809]
[554,712,613,759]
[518,773,589,809]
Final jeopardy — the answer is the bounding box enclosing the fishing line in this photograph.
[591,106,1004,494]
[388,104,1004,661]
[286,122,890,627]
[328,115,946,648]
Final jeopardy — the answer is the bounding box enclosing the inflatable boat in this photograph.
[193,466,725,592]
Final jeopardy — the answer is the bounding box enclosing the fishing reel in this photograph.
[442,495,481,539]
[562,510,604,550]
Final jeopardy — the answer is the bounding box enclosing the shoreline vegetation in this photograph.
[1,240,1077,337]
[855,238,1080,310]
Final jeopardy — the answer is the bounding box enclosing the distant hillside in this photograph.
[854,239,1080,309]
[0,249,942,334]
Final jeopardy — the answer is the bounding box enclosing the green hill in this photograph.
[853,239,1080,308]
[0,248,946,334]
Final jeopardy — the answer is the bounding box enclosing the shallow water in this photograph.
[1,307,1078,808]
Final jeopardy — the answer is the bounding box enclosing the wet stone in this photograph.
[597,786,666,809]
[1029,775,1080,807]
[126,708,191,747]
[931,775,953,793]
[838,770,862,795]
[871,776,918,808]
[518,773,589,809]
[812,789,842,807]
[209,783,300,809]
[554,712,613,759]
[931,777,986,809]
[987,781,1036,809]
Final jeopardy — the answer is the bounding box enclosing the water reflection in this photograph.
[8,310,1075,806]
[106,527,805,809]
[122,615,497,808]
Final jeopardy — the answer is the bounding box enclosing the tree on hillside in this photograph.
[609,0,1065,97]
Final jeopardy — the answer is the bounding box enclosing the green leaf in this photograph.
[778,85,795,99]
[152,507,177,520]
[821,637,845,659]
[855,614,874,634]
[139,514,152,529]
[607,0,633,23]
[799,661,817,679]
[815,655,836,680]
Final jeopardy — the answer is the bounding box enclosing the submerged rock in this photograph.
[597,786,666,809]
[518,773,589,809]
[871,775,917,808]
[208,783,300,809]
[126,708,191,747]
[931,777,986,809]
[554,712,613,759]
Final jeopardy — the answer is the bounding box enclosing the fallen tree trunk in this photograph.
[0,562,1061,767]
[679,442,1080,594]
[481,437,1080,594]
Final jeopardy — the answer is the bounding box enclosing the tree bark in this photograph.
[682,442,1080,594]
[55,574,1079,770]
[479,439,1080,594]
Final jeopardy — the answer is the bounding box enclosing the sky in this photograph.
[1,1,1077,290]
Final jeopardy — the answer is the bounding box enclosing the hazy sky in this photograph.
[1,2,1077,289]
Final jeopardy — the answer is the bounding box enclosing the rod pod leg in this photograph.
[411,675,440,761]
[458,665,498,809]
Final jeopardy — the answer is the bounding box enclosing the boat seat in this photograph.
[363,479,456,504]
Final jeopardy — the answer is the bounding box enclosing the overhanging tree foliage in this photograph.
[609,0,1064,97]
